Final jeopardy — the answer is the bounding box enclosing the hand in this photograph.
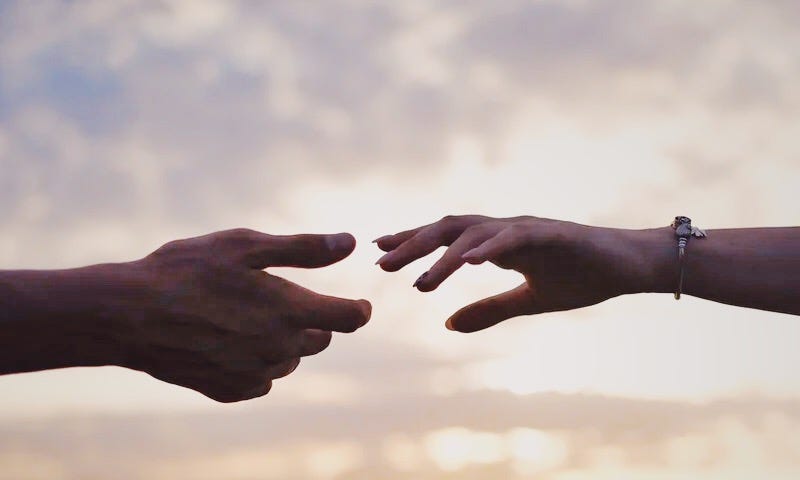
[376,215,660,332]
[120,228,371,402]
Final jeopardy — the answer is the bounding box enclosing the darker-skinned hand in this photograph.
[119,228,370,402]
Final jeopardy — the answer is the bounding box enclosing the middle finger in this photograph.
[413,223,504,291]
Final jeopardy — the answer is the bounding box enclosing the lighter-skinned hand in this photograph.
[375,215,652,332]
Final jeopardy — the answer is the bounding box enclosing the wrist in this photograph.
[0,262,146,373]
[618,227,677,295]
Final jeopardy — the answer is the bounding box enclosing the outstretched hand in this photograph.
[124,228,371,402]
[376,216,654,332]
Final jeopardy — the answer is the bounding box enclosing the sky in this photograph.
[1,0,799,478]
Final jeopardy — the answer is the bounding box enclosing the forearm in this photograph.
[630,227,800,315]
[0,264,137,374]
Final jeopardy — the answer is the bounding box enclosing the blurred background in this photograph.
[1,0,799,478]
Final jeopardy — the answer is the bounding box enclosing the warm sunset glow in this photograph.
[304,441,365,479]
[1,0,799,478]
[508,428,568,475]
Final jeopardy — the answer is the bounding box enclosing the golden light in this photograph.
[424,427,505,471]
[381,433,424,472]
[304,441,364,479]
[508,427,569,475]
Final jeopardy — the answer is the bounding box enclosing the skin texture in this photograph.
[375,215,800,332]
[0,229,371,403]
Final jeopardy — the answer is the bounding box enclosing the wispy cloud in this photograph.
[1,1,799,477]
[2,392,800,479]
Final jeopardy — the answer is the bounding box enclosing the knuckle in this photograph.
[463,223,493,238]
[509,224,535,246]
[229,227,257,239]
[439,215,469,242]
[509,223,528,237]
[225,228,264,245]
[153,239,185,257]
[437,215,471,230]
[462,224,482,236]
[439,215,462,228]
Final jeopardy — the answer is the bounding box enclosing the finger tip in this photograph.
[378,262,398,272]
[287,358,301,375]
[326,233,356,253]
[372,235,389,244]
[375,252,392,266]
[358,299,373,321]
[303,329,333,354]
[412,271,429,289]
[445,318,455,331]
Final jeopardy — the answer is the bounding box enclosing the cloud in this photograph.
[2,0,798,240]
[1,5,799,480]
[2,392,800,479]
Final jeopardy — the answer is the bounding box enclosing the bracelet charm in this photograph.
[671,216,707,299]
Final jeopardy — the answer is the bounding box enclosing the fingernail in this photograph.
[445,318,455,331]
[375,252,391,265]
[325,233,352,251]
[412,271,428,289]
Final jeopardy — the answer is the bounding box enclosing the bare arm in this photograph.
[375,216,800,332]
[676,227,799,315]
[0,265,134,374]
[0,229,371,402]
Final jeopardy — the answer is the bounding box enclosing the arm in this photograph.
[374,216,800,332]
[669,227,800,315]
[0,265,135,374]
[0,229,371,402]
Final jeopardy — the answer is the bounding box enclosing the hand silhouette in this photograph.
[376,215,655,332]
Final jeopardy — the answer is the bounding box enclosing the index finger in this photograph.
[240,232,357,269]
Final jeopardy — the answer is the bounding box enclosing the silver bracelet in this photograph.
[671,216,707,299]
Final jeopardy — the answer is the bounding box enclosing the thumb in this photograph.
[243,232,356,269]
[446,284,538,333]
